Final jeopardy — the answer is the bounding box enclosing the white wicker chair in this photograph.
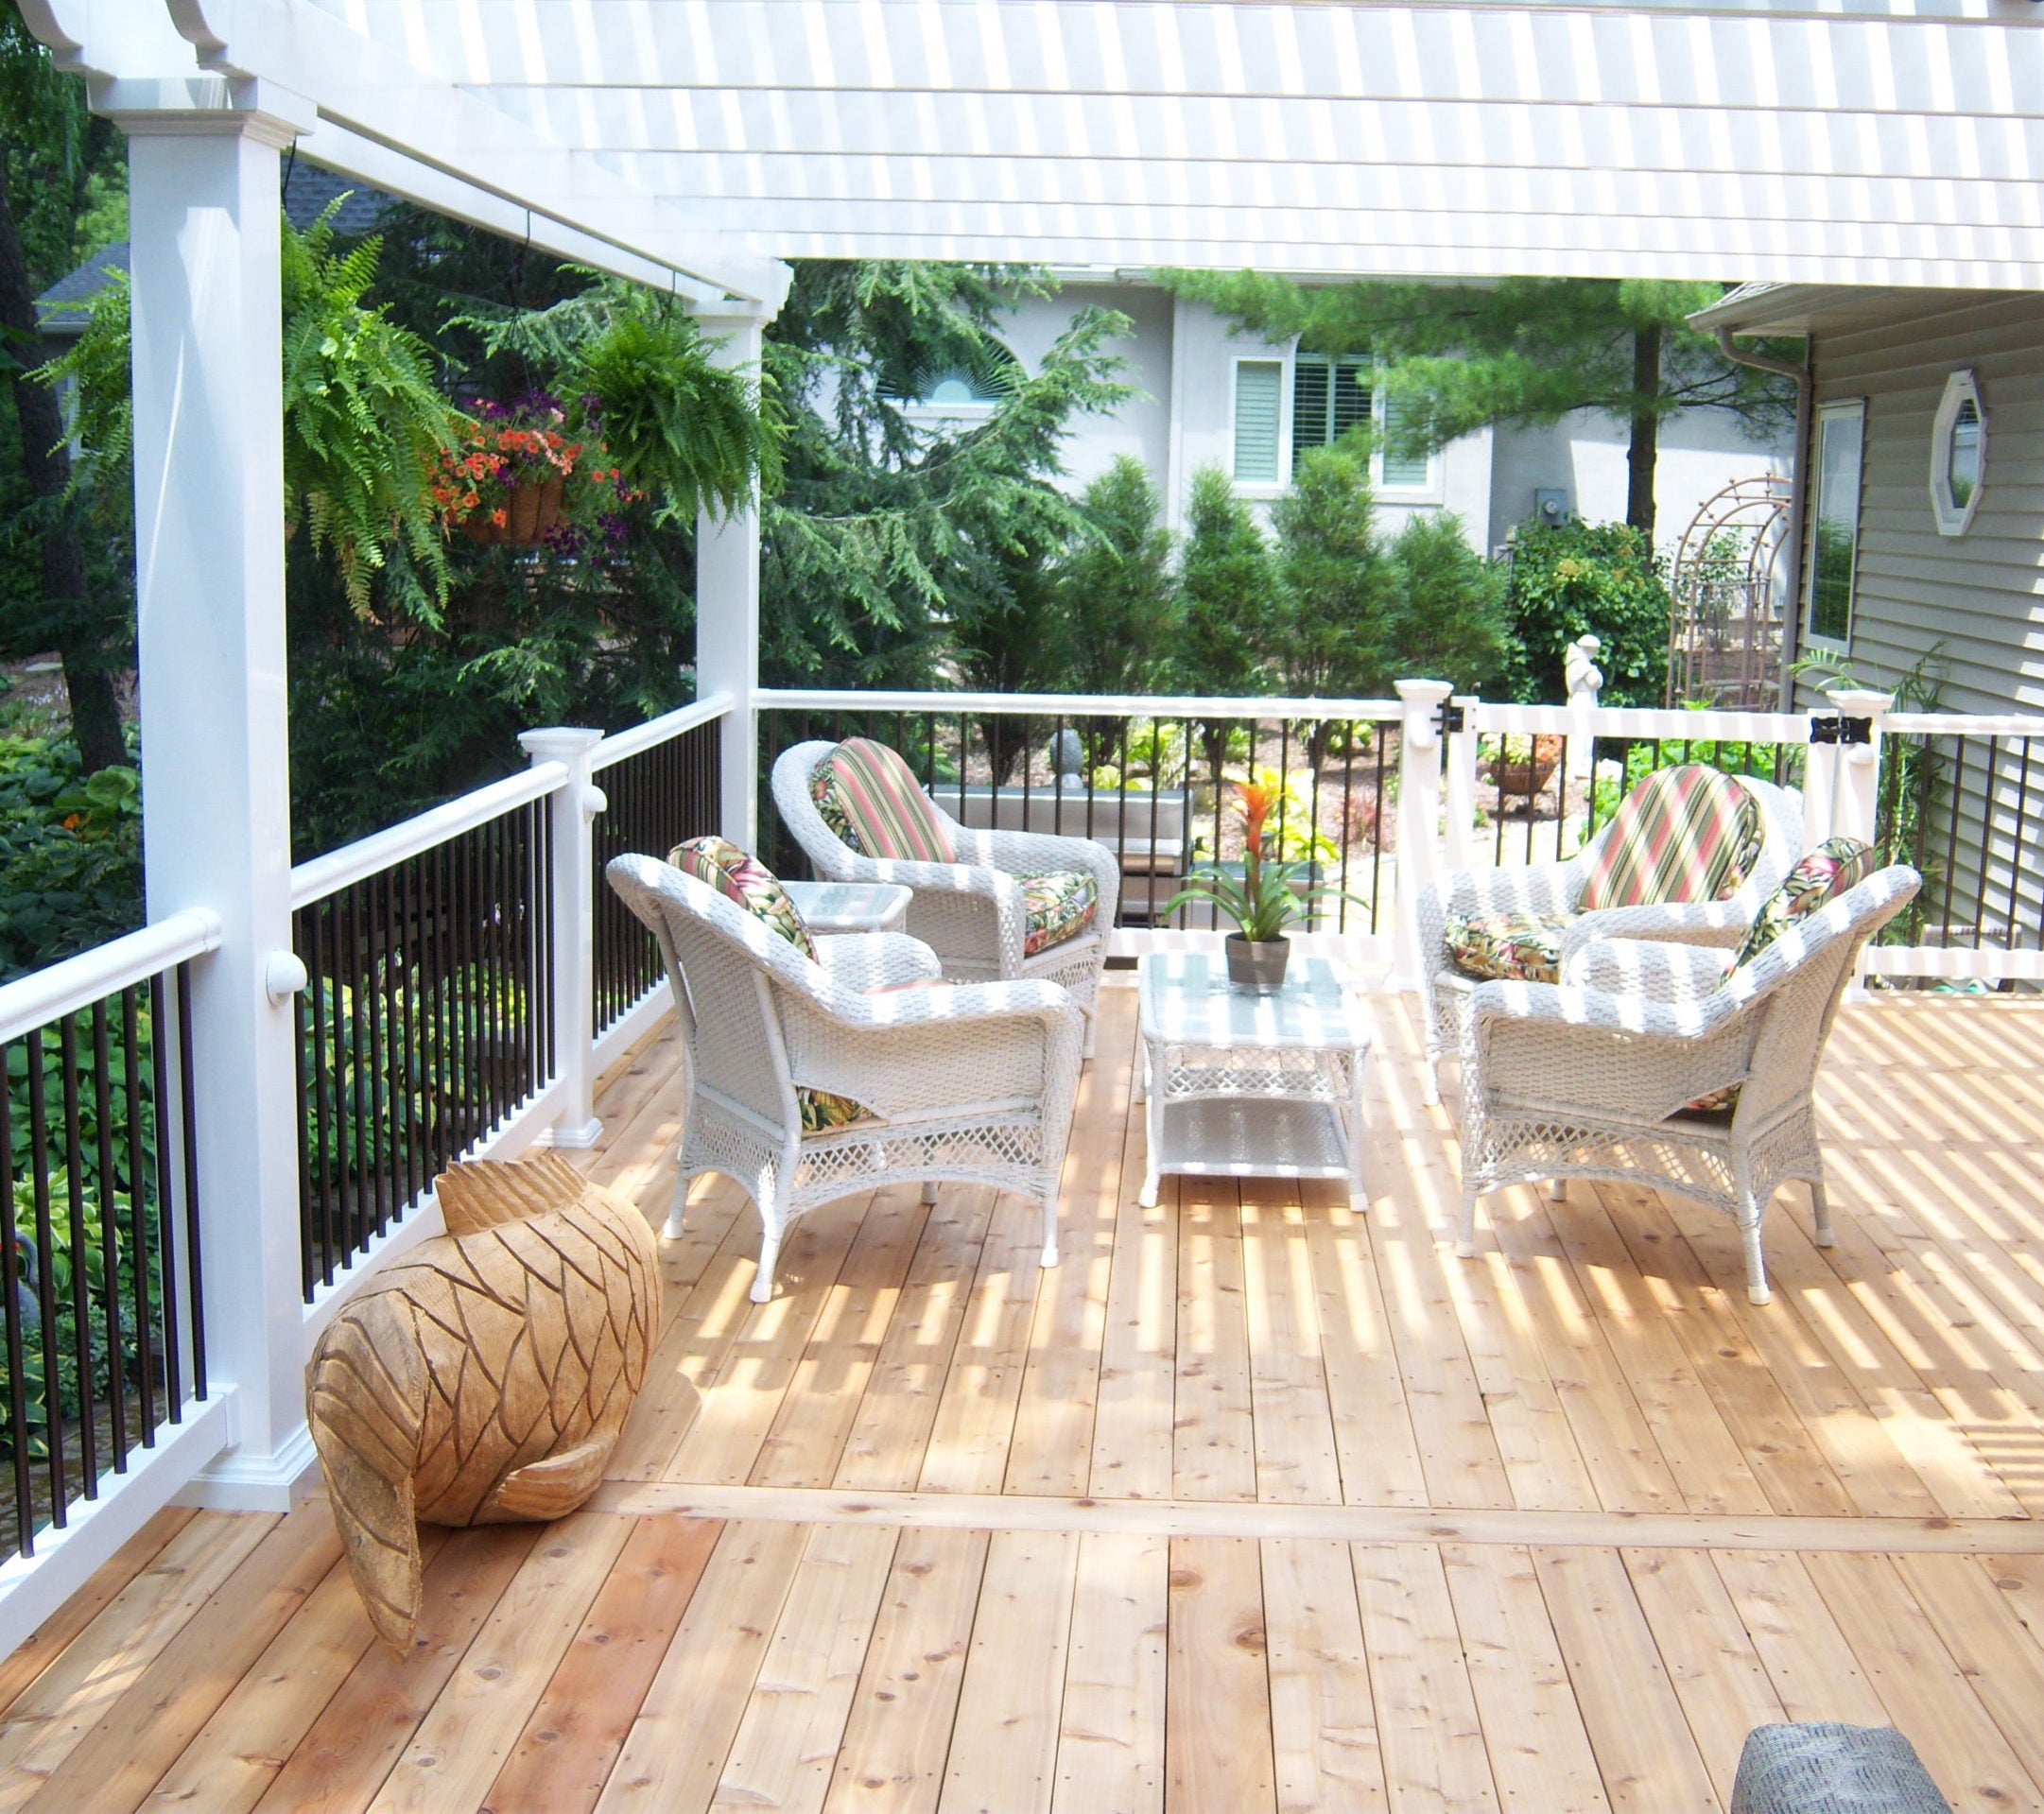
[607,853,1085,1302]
[1416,771,1807,1105]
[771,739,1120,1058]
[1456,864,1920,1305]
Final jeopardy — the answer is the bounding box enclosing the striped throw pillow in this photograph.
[669,836,817,961]
[1576,767,1763,912]
[810,739,957,864]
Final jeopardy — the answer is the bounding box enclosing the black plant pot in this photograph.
[1224,932,1290,992]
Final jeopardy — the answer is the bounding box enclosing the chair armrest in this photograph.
[952,826,1122,928]
[1465,978,1751,1119]
[1557,899,1751,963]
[813,932,943,993]
[785,979,1084,1116]
[1561,937,1734,1001]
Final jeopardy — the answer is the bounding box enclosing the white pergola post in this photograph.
[110,78,318,1510]
[693,309,770,848]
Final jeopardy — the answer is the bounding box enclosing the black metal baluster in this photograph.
[175,964,205,1402]
[149,975,183,1414]
[1975,736,1997,951]
[26,1028,64,1521]
[120,989,156,1447]
[57,1019,97,1494]
[0,1054,31,1556]
[91,1003,126,1474]
[366,867,390,1242]
[1944,738,1967,947]
[291,908,316,1299]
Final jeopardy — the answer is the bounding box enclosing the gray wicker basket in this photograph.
[1731,1724,1952,1814]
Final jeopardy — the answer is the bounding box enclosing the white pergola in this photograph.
[14,0,2043,1534]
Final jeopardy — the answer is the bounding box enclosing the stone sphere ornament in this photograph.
[306,1151,663,1651]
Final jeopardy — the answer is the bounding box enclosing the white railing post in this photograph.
[1394,679,1454,989]
[692,307,771,849]
[519,728,608,1147]
[1827,688,1892,849]
[1442,694,1481,871]
[111,80,318,1510]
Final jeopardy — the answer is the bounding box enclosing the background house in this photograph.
[988,273,1793,555]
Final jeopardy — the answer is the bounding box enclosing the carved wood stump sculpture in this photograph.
[307,1151,663,1651]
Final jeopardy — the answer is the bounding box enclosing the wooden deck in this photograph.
[8,981,2044,1813]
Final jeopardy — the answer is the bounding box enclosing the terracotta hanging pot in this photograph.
[461,475,567,545]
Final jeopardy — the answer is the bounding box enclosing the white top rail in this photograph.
[591,691,735,772]
[1475,702,1813,742]
[0,908,222,1045]
[1885,714,2044,738]
[290,762,570,911]
[754,688,1406,722]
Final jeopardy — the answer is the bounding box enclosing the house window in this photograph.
[1805,399,1865,649]
[1233,360,1284,485]
[1930,369,1985,537]
[1290,355,1437,493]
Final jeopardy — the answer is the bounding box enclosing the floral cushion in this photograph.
[668,835,817,961]
[1730,837,1879,971]
[1576,767,1764,912]
[1444,908,1580,984]
[669,838,875,1132]
[1019,870,1100,957]
[809,738,957,864]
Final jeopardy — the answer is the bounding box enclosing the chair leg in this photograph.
[1082,1004,1098,1062]
[750,1228,782,1304]
[1457,1190,1480,1259]
[921,1180,939,1206]
[663,1164,688,1240]
[1420,1058,1441,1110]
[1810,1178,1835,1248]
[1547,1178,1568,1202]
[1039,1189,1060,1270]
[1741,1201,1770,1305]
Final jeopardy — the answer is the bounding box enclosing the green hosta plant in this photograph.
[1165,780,1358,942]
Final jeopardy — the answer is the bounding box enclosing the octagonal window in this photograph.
[1931,370,1986,536]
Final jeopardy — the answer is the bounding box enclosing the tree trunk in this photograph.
[1625,323,1662,541]
[0,155,128,773]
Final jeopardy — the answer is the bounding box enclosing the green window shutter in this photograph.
[1378,389,1432,490]
[1332,359,1373,441]
[1290,358,1329,473]
[1234,361,1282,483]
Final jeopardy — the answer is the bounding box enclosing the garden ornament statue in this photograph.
[1050,727,1086,790]
[306,1152,663,1652]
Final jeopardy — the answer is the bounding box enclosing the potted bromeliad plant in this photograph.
[1164,780,1358,991]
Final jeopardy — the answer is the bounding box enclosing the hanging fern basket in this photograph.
[460,476,567,545]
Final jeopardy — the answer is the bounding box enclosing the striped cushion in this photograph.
[1576,767,1763,912]
[669,836,817,961]
[810,739,957,864]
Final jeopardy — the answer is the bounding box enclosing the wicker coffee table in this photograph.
[1135,950,1374,1210]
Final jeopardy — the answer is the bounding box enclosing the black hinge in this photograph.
[1810,715,1873,746]
[1436,703,1466,735]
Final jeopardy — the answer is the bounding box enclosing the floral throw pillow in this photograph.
[1443,909,1579,985]
[1730,838,1879,972]
[1019,870,1100,956]
[669,836,818,962]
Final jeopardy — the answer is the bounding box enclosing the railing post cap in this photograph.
[1394,679,1454,706]
[1825,687,1892,717]
[518,727,606,762]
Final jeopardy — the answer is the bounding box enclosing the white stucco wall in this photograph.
[1486,408,1792,559]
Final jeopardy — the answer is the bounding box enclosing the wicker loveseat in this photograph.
[1416,766,1807,1105]
[771,738,1120,1057]
[607,852,1084,1303]
[1457,864,1919,1305]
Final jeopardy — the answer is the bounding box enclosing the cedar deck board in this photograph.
[9,991,2044,1813]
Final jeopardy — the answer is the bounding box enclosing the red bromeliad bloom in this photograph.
[1238,780,1276,870]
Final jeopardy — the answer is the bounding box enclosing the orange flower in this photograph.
[1237,781,1276,865]
[490,508,508,528]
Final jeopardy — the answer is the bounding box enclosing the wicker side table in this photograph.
[1135,950,1374,1211]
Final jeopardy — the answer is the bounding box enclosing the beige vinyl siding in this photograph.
[1795,290,2044,719]
[1793,291,2044,952]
